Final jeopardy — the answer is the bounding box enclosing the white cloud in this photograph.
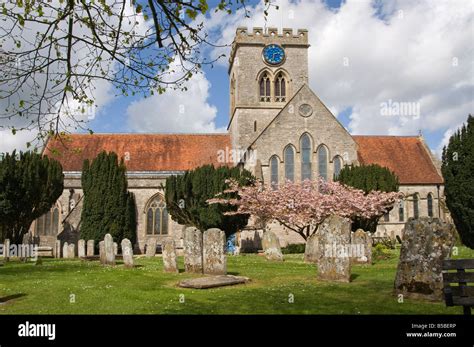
[199,0,473,154]
[126,69,225,133]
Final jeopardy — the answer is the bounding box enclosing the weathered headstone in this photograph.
[87,240,94,257]
[316,215,352,282]
[78,239,86,258]
[145,238,157,257]
[104,233,115,266]
[350,229,372,264]
[113,242,118,256]
[68,243,75,259]
[304,232,319,263]
[62,242,69,259]
[184,226,203,273]
[162,238,178,273]
[54,240,61,258]
[99,241,106,264]
[121,239,134,268]
[3,239,10,260]
[394,217,456,300]
[203,228,227,275]
[262,230,283,261]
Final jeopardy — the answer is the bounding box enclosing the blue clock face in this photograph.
[263,44,285,65]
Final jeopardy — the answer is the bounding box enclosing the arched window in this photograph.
[146,195,168,235]
[413,194,419,219]
[284,146,295,182]
[318,146,328,180]
[259,72,271,102]
[398,199,404,222]
[270,156,279,189]
[35,206,60,236]
[333,156,343,179]
[274,72,286,102]
[300,134,312,181]
[427,193,434,217]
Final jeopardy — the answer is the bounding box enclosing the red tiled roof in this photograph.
[353,136,443,185]
[43,134,231,171]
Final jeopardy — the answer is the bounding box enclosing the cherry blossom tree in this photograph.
[208,178,402,240]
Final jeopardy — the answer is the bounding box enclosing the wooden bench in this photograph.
[442,259,474,315]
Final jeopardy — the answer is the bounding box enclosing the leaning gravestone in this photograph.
[184,226,203,273]
[145,238,157,257]
[121,239,134,268]
[394,217,456,301]
[262,230,283,261]
[87,240,94,257]
[62,242,69,259]
[304,232,319,263]
[316,215,352,282]
[104,234,115,266]
[162,238,178,273]
[78,240,86,258]
[203,228,227,275]
[99,241,106,264]
[350,229,372,264]
[68,243,75,259]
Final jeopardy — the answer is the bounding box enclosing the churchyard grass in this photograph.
[0,246,473,314]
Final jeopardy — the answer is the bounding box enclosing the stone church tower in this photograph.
[228,27,309,152]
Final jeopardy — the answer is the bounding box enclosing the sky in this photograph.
[1,0,473,157]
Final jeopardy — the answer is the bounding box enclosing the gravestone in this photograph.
[104,234,115,266]
[78,240,86,258]
[3,239,10,260]
[54,240,61,258]
[262,230,283,261]
[99,241,106,265]
[113,242,118,256]
[203,228,227,275]
[68,243,75,259]
[162,238,178,273]
[145,238,157,257]
[87,240,94,257]
[394,217,456,300]
[304,232,319,263]
[121,239,134,268]
[350,229,372,264]
[316,215,352,282]
[62,242,69,259]
[184,226,203,273]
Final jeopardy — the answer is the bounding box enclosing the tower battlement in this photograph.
[229,27,309,69]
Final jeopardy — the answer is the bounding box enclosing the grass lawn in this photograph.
[0,246,473,314]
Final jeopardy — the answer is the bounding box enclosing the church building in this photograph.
[36,27,448,252]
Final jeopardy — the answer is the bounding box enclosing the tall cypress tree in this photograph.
[442,115,474,249]
[80,151,137,245]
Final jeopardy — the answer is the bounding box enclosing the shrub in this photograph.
[281,243,306,254]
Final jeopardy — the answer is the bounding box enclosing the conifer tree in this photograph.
[0,151,64,243]
[442,115,474,248]
[80,151,136,245]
